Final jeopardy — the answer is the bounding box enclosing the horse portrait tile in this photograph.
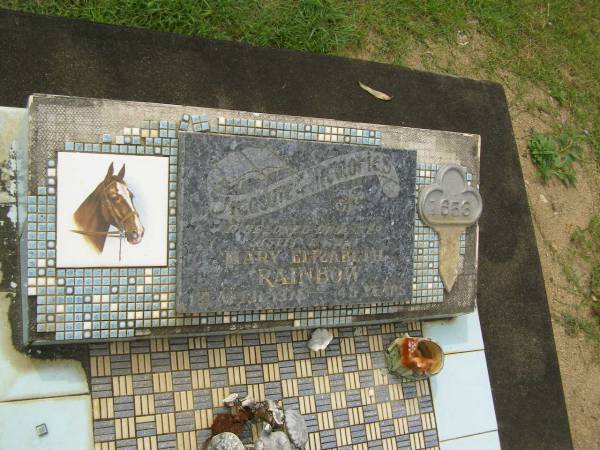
[56,152,169,267]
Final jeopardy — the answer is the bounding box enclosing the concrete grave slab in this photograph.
[0,294,88,402]
[18,94,480,344]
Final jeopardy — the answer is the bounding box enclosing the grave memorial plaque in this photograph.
[177,134,416,312]
[18,94,481,344]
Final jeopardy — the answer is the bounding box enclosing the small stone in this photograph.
[272,409,285,426]
[539,194,549,204]
[255,430,294,450]
[308,329,333,352]
[241,396,256,409]
[265,399,281,411]
[284,410,308,449]
[207,432,245,450]
[222,393,240,407]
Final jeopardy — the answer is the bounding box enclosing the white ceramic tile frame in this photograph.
[0,107,94,450]
[423,309,501,449]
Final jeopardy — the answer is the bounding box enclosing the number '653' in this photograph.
[429,199,471,216]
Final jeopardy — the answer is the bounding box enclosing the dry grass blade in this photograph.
[358,81,393,101]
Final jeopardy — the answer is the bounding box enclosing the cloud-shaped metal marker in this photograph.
[418,164,482,291]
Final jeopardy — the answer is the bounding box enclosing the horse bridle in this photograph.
[100,180,139,234]
[71,179,139,260]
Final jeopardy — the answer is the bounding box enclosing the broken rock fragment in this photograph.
[207,432,245,450]
[307,329,333,352]
[284,409,308,449]
[255,426,294,450]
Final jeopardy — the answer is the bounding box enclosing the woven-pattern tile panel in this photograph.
[90,322,440,450]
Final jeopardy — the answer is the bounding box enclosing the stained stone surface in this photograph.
[177,133,416,312]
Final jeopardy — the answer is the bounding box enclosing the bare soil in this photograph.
[351,32,600,450]
[507,87,600,450]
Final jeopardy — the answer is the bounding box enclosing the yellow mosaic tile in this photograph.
[191,369,210,389]
[152,372,173,392]
[243,345,261,364]
[131,354,151,374]
[156,413,176,434]
[137,436,158,450]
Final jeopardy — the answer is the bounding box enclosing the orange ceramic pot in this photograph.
[385,334,444,380]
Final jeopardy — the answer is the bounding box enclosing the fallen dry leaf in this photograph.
[456,30,470,46]
[358,81,393,101]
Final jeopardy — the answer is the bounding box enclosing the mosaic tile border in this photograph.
[26,112,469,342]
[28,119,182,340]
[413,166,469,305]
[90,323,440,450]
[216,117,382,146]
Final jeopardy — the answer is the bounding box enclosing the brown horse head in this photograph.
[73,162,144,253]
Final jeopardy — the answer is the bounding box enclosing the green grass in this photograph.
[3,1,598,153]
[561,216,600,350]
[571,216,600,260]
[571,216,600,306]
[560,313,600,358]
[0,0,361,54]
[528,128,583,185]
